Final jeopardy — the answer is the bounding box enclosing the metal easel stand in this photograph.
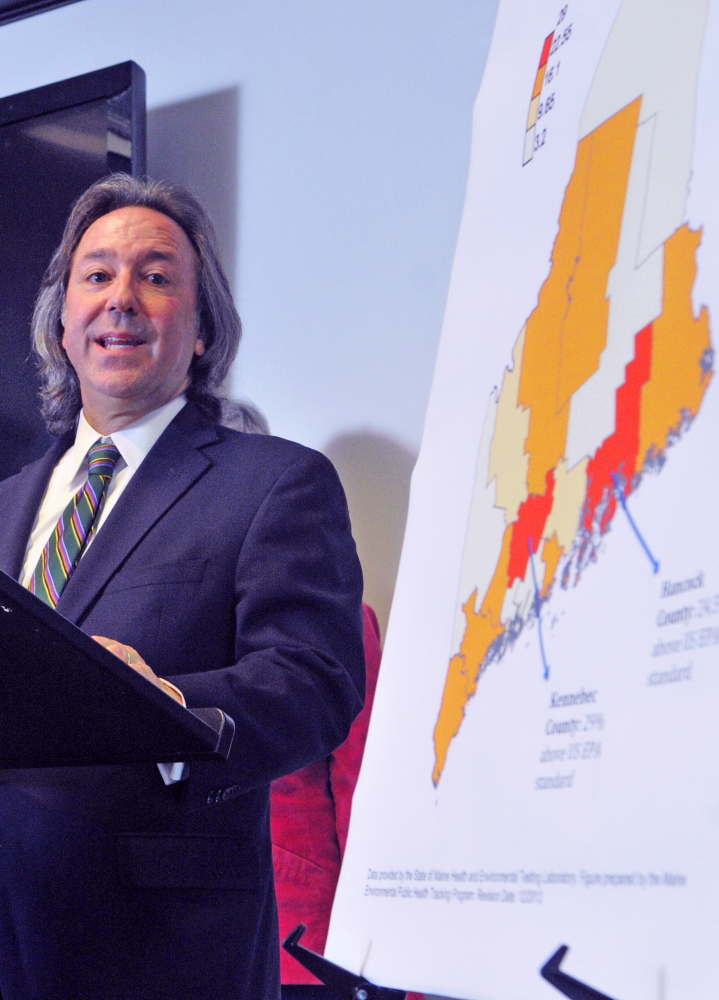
[283,924,406,999]
[541,946,619,1000]
[283,927,620,1000]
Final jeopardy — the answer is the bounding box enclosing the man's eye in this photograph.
[147,273,168,285]
[88,272,109,283]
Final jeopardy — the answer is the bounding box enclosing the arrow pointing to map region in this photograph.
[611,472,660,573]
[528,537,550,680]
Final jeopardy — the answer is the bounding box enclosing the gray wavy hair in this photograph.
[32,173,242,435]
[220,399,270,435]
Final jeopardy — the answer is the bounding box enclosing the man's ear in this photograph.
[194,337,205,357]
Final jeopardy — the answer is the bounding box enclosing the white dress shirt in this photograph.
[21,395,187,587]
[21,395,189,784]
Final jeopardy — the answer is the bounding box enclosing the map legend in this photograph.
[523,31,554,164]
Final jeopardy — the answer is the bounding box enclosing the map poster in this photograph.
[325,1,719,998]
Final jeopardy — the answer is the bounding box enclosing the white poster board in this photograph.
[326,1,719,998]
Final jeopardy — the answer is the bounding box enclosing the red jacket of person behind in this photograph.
[271,603,381,985]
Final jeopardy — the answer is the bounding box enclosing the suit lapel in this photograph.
[0,437,71,581]
[57,404,219,625]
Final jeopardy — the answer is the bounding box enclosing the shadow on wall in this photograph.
[147,88,239,279]
[324,431,417,642]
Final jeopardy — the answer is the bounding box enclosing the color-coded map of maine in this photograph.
[433,84,713,785]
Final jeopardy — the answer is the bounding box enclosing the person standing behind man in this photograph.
[0,174,365,1000]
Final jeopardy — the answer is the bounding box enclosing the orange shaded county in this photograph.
[432,99,641,784]
[519,97,641,495]
[541,534,564,598]
[433,532,512,784]
[639,225,712,465]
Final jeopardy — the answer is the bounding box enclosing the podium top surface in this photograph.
[0,569,234,768]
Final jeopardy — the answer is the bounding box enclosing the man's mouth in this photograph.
[94,335,147,350]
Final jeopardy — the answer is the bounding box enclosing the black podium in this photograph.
[0,569,234,768]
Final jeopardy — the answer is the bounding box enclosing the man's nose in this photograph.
[106,272,139,315]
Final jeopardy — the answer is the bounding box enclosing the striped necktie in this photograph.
[30,440,121,608]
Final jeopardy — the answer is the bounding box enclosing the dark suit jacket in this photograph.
[0,402,365,1000]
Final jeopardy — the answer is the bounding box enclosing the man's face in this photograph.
[62,205,204,428]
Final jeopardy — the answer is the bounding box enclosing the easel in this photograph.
[541,947,617,1000]
[284,926,618,1000]
[283,925,406,999]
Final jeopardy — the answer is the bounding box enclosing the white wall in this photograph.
[0,0,498,633]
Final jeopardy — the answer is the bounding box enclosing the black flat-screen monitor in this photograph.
[0,61,146,481]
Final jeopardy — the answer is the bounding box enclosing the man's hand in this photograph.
[92,636,185,705]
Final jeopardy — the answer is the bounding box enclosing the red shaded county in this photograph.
[540,32,554,67]
[507,469,556,586]
[583,322,653,532]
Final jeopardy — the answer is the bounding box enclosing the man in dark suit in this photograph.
[0,175,365,1000]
